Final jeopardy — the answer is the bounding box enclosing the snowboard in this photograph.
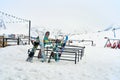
[48,35,68,63]
[26,37,40,62]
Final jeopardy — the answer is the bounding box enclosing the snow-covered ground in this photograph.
[0,34,120,80]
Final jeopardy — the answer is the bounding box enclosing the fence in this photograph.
[0,36,20,47]
[68,39,94,46]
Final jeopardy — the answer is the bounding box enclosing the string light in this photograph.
[0,11,29,23]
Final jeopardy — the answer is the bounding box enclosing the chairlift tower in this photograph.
[112,27,120,38]
[0,19,6,29]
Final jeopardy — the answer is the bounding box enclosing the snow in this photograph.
[0,30,120,80]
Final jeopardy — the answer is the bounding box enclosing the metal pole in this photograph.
[28,20,31,45]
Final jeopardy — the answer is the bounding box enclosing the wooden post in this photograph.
[2,37,4,47]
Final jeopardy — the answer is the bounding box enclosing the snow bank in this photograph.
[0,45,120,80]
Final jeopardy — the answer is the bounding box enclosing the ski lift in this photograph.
[112,26,120,38]
[0,19,6,29]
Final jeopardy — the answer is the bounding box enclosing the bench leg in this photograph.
[80,49,84,60]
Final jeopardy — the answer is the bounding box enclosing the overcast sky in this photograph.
[0,0,120,33]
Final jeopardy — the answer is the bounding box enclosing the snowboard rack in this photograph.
[44,45,85,64]
[27,45,85,64]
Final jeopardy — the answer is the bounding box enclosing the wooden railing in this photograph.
[0,36,20,47]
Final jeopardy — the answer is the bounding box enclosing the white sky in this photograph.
[0,0,120,33]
